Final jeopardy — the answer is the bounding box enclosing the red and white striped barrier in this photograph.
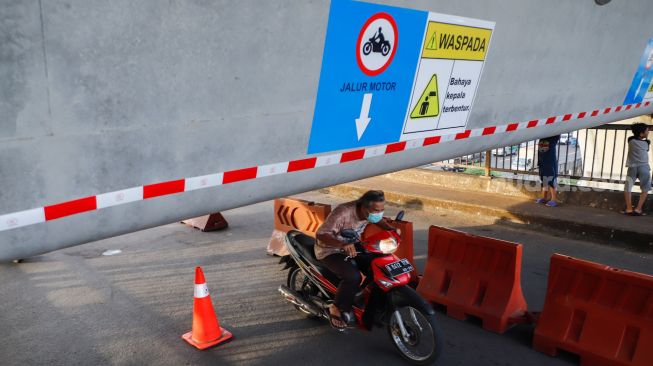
[0,101,649,233]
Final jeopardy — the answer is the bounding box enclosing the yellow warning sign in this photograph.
[648,81,653,93]
[422,22,492,61]
[410,74,439,119]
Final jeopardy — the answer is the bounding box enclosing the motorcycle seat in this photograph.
[287,230,341,286]
[287,230,319,261]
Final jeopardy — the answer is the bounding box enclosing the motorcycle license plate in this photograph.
[385,259,414,277]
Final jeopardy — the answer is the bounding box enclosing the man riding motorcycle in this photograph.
[315,190,396,329]
[372,27,386,45]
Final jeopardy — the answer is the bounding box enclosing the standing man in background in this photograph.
[622,122,650,216]
[535,135,561,207]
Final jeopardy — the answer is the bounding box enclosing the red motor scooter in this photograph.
[278,211,443,365]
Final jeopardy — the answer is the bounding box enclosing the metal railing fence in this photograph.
[429,124,636,184]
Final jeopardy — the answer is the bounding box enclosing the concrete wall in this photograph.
[2,0,653,260]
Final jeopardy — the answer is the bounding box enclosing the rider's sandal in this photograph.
[328,314,348,332]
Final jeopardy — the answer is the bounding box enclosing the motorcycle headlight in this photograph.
[376,238,398,254]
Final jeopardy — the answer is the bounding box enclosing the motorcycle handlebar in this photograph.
[344,252,361,262]
[336,239,364,261]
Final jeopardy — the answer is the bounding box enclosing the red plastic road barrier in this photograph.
[267,198,331,256]
[533,254,653,366]
[416,225,527,333]
[363,219,416,279]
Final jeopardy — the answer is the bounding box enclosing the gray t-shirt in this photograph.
[626,138,650,167]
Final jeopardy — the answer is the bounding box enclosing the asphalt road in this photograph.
[1,191,650,366]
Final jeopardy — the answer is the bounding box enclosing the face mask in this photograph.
[367,211,384,223]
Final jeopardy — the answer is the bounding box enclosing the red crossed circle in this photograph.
[356,12,398,77]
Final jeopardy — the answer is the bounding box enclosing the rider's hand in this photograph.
[380,218,397,232]
[343,244,357,257]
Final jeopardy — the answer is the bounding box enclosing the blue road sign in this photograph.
[624,39,653,105]
[307,0,427,154]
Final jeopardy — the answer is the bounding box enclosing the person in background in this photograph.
[535,135,561,207]
[622,122,651,216]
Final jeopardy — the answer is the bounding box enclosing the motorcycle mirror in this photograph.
[394,210,405,222]
[340,229,358,239]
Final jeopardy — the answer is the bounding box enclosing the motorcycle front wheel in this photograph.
[363,42,372,55]
[387,289,443,364]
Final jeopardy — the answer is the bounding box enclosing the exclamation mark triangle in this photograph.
[410,74,439,119]
[427,31,438,50]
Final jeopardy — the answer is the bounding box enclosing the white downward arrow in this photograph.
[637,78,646,96]
[355,93,373,141]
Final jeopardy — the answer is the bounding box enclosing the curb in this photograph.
[321,183,653,253]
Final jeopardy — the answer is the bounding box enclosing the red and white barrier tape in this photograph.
[0,101,649,232]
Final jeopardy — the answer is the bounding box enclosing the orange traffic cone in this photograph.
[182,267,233,349]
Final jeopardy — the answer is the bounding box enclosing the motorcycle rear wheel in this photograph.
[381,43,390,56]
[287,267,320,319]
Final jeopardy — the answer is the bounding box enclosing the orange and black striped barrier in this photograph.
[267,198,331,256]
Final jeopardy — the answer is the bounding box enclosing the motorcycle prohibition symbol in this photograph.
[363,27,392,57]
[278,211,443,365]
